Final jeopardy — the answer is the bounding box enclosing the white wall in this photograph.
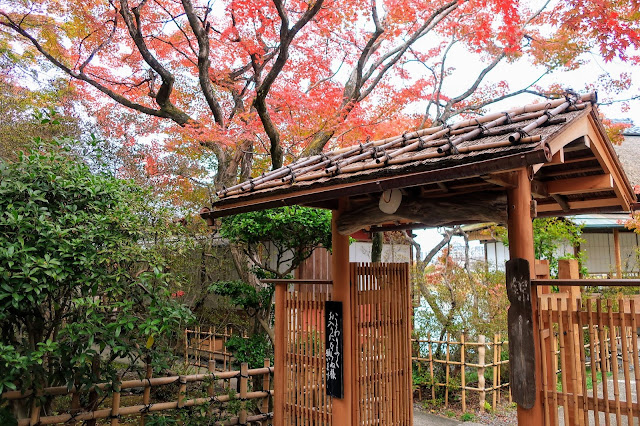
[349,241,411,263]
[484,232,640,275]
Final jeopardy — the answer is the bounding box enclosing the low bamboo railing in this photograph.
[2,360,273,426]
[412,333,511,412]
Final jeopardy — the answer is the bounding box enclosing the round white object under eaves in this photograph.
[379,189,402,214]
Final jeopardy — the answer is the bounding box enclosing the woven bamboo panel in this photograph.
[284,284,333,425]
[351,263,412,426]
[539,295,640,426]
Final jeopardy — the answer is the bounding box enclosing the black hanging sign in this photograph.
[325,301,343,398]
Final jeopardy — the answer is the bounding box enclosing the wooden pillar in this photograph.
[506,167,544,425]
[331,199,353,425]
[273,282,286,426]
[613,229,622,279]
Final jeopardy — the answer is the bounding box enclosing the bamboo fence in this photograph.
[2,359,273,426]
[412,333,511,412]
[184,326,245,372]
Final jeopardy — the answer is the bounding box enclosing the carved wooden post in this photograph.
[506,167,544,425]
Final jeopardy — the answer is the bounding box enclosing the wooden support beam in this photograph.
[536,197,621,213]
[546,174,613,195]
[530,180,549,198]
[336,192,507,235]
[436,182,449,192]
[550,194,571,212]
[482,171,518,188]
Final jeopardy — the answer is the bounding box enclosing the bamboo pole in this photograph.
[177,376,187,409]
[429,334,435,403]
[557,296,571,423]
[491,334,500,411]
[478,335,486,412]
[445,333,450,408]
[261,359,270,422]
[461,333,466,413]
[239,362,248,425]
[110,380,121,426]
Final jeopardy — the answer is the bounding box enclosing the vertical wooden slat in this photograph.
[606,299,622,426]
[587,300,601,426]
[548,302,559,425]
[630,300,640,425]
[597,299,611,426]
[274,283,285,426]
[576,299,589,426]
[565,295,581,425]
[557,296,571,424]
[617,298,633,425]
[538,300,551,426]
[445,333,450,408]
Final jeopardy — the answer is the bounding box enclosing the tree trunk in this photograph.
[371,232,383,262]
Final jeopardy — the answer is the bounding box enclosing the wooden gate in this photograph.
[537,286,640,425]
[279,281,333,425]
[351,263,413,426]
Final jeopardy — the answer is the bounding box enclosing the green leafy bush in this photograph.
[0,143,193,403]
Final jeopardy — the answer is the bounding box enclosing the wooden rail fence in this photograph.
[412,333,511,412]
[2,360,273,426]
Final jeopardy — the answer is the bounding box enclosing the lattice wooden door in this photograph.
[283,283,333,425]
[351,263,413,426]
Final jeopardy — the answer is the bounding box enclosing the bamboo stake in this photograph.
[29,397,40,426]
[177,376,187,409]
[478,335,486,412]
[492,334,498,411]
[184,328,188,365]
[461,333,466,413]
[239,363,248,425]
[497,334,502,405]
[110,380,121,426]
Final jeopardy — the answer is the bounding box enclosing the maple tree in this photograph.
[1,0,639,203]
